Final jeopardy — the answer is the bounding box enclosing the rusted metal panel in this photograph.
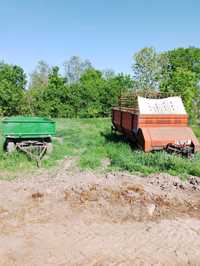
[112,108,200,153]
[121,112,132,130]
[138,127,200,152]
[138,114,188,127]
[112,109,121,127]
[132,114,138,129]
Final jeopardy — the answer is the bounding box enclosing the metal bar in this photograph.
[16,141,48,167]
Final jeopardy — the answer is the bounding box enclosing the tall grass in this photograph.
[0,118,200,178]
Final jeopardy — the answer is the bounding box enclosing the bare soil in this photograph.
[0,158,200,266]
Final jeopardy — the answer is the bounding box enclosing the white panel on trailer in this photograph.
[138,96,187,115]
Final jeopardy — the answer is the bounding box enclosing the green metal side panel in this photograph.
[2,116,56,139]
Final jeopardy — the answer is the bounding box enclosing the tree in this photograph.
[41,66,71,117]
[0,62,26,116]
[77,69,103,117]
[160,68,197,118]
[64,56,92,84]
[161,47,200,120]
[102,69,115,79]
[27,66,73,117]
[99,73,134,116]
[166,47,200,79]
[29,60,50,88]
[132,47,169,91]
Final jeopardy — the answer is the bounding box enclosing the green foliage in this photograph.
[0,63,26,116]
[29,60,50,88]
[166,47,200,78]
[107,143,200,177]
[26,66,133,118]
[42,66,69,117]
[23,56,134,118]
[132,47,169,91]
[1,48,200,121]
[77,69,103,117]
[64,56,92,84]
[99,73,134,116]
[28,66,74,117]
[160,68,197,117]
[161,47,200,120]
[192,126,200,139]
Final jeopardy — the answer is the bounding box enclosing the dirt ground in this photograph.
[0,158,200,266]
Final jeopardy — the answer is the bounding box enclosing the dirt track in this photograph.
[0,158,200,266]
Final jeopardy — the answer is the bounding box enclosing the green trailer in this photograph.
[2,116,56,165]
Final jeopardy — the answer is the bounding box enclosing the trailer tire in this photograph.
[46,142,53,154]
[7,142,16,153]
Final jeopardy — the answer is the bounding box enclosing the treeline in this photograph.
[0,57,133,118]
[1,47,200,120]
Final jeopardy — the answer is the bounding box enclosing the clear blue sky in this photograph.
[0,0,200,76]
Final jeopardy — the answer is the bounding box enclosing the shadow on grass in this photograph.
[102,131,139,150]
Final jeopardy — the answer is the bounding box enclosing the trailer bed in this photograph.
[3,116,56,139]
[112,107,200,153]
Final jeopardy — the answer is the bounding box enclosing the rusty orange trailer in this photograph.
[112,94,200,154]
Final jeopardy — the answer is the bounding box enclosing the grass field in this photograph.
[0,118,200,179]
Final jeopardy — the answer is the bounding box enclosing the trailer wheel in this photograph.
[46,142,53,154]
[7,142,16,153]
